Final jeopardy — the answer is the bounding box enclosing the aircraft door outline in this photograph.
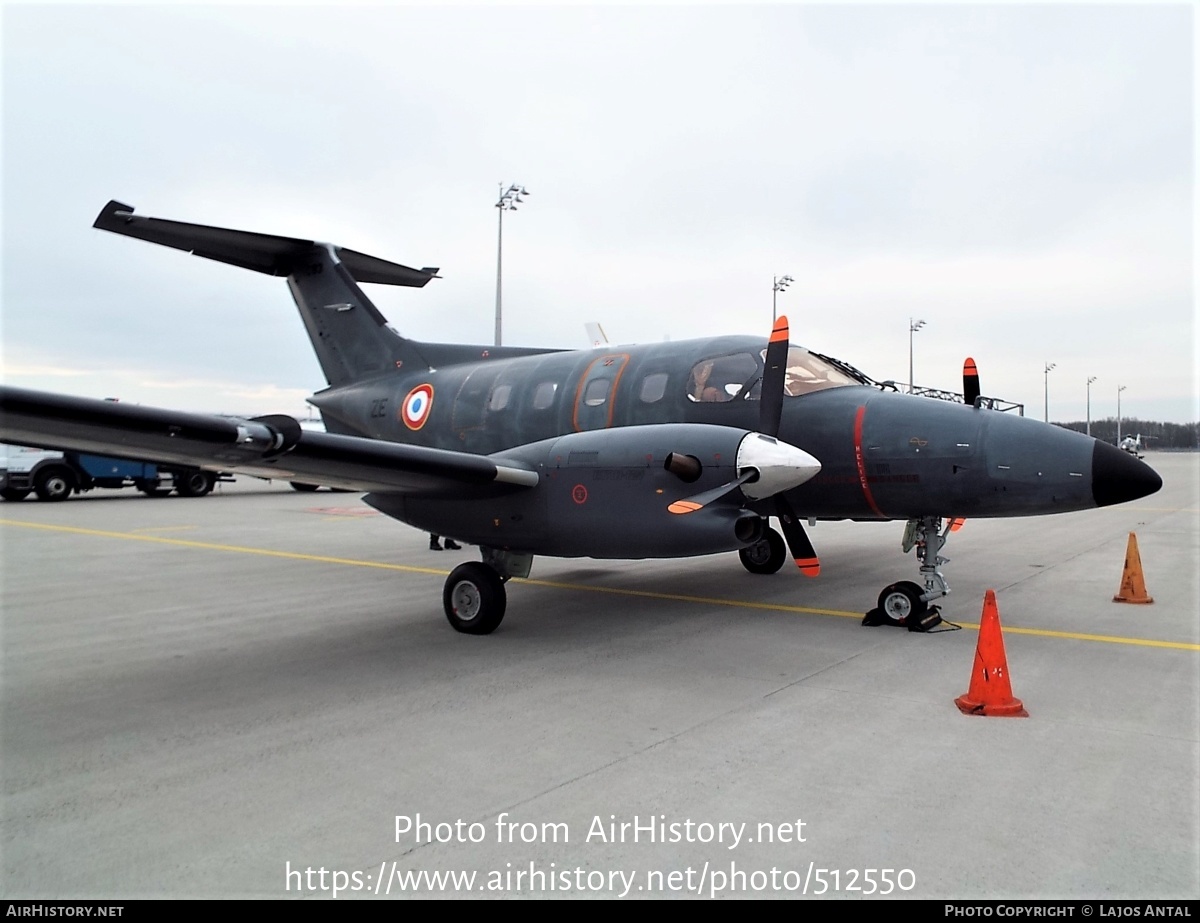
[572,353,630,432]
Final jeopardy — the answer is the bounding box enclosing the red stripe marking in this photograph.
[853,404,886,518]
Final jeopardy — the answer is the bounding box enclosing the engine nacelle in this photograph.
[380,424,771,558]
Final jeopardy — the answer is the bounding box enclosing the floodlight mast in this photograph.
[1043,361,1057,422]
[908,318,926,393]
[494,183,529,347]
[772,274,793,323]
[1086,376,1098,436]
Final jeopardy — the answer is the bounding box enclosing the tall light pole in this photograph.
[1117,385,1127,443]
[1043,362,1056,422]
[1086,376,1097,436]
[772,274,793,323]
[494,183,529,347]
[908,318,926,393]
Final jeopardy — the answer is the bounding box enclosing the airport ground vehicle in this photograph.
[0,443,225,502]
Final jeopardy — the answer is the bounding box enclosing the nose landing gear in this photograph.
[864,516,952,632]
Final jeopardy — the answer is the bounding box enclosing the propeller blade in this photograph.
[668,470,757,514]
[949,517,966,532]
[963,357,981,406]
[759,315,790,437]
[776,494,820,576]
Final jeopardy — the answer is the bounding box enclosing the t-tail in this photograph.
[93,200,439,387]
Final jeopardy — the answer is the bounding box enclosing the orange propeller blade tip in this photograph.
[770,316,789,342]
[963,358,978,376]
[668,500,703,515]
[796,557,821,576]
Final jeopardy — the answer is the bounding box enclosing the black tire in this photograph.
[174,471,215,497]
[443,562,507,635]
[33,466,74,502]
[290,482,321,492]
[137,479,171,498]
[1,487,31,501]
[738,526,787,575]
[877,581,927,624]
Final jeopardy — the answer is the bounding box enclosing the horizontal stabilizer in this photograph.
[93,200,437,287]
[0,387,536,495]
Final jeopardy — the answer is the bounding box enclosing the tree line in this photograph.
[1055,417,1199,449]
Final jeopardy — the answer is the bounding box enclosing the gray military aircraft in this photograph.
[0,200,1163,634]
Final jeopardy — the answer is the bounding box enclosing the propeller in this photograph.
[963,357,980,406]
[667,314,823,576]
[759,315,820,574]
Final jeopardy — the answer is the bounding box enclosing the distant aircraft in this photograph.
[0,200,1164,634]
[1119,434,1147,458]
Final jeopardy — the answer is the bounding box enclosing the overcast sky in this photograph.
[1,3,1195,425]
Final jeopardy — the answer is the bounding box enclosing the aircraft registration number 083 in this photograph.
[804,865,916,895]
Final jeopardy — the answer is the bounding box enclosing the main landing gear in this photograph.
[738,525,786,574]
[865,515,951,632]
[441,547,533,635]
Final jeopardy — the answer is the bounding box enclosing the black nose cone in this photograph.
[1092,440,1163,507]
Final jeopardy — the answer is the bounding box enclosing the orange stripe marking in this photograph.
[668,500,703,514]
[770,316,789,342]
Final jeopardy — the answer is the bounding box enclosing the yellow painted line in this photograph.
[517,576,855,619]
[129,526,197,534]
[3,518,1197,652]
[1,519,448,577]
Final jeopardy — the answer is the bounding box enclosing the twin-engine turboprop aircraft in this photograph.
[0,200,1163,634]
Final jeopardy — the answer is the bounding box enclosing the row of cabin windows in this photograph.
[480,349,855,415]
[485,372,672,413]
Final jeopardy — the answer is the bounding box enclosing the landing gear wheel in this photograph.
[877,581,927,624]
[175,471,215,497]
[34,467,74,502]
[443,562,507,635]
[1,487,31,501]
[739,527,786,574]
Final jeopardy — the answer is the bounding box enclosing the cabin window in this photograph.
[583,378,610,407]
[686,352,759,402]
[488,384,512,412]
[532,381,557,410]
[639,372,669,403]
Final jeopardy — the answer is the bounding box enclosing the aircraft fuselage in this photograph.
[309,334,1152,549]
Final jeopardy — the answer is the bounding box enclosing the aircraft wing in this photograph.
[0,387,537,494]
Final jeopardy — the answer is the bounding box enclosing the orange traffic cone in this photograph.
[955,590,1028,717]
[1113,532,1154,604]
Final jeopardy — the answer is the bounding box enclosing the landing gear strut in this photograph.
[865,516,950,631]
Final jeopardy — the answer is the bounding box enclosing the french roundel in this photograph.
[401,384,434,430]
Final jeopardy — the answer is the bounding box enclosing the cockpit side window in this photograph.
[686,352,760,402]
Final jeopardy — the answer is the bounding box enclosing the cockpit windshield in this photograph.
[686,346,861,403]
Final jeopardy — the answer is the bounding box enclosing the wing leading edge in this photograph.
[0,387,537,495]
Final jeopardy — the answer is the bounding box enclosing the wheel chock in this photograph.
[954,590,1028,717]
[1113,532,1154,604]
